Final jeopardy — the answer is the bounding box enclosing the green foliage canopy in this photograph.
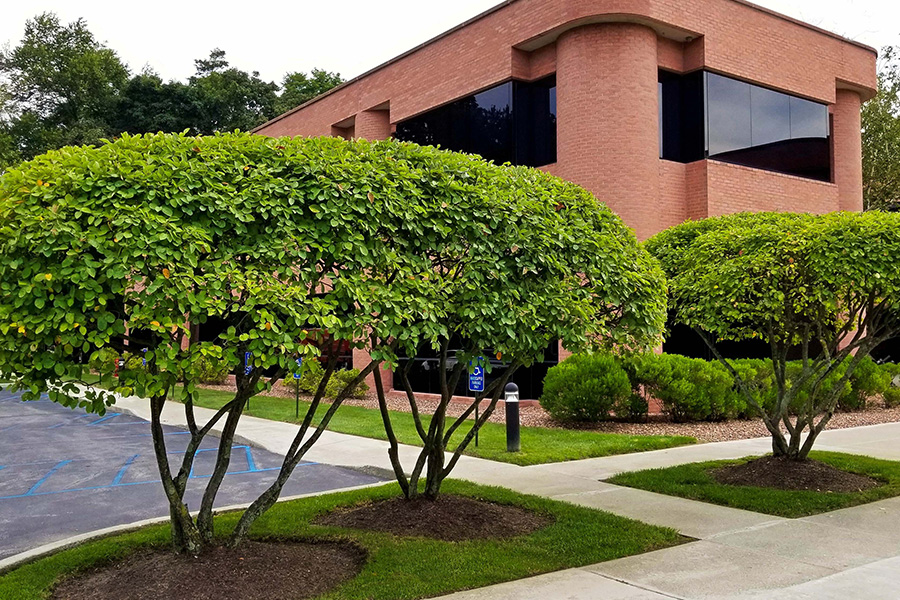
[0,12,129,160]
[275,69,344,115]
[0,14,344,169]
[0,131,665,545]
[356,144,667,499]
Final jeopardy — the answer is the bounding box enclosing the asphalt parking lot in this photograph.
[0,387,384,560]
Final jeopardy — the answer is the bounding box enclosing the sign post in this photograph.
[294,357,303,419]
[468,359,485,447]
[244,351,253,411]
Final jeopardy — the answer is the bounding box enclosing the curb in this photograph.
[0,480,390,575]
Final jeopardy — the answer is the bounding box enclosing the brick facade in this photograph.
[254,0,877,392]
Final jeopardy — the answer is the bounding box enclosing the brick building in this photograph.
[254,0,878,398]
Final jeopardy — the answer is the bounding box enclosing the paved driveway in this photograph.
[0,388,384,560]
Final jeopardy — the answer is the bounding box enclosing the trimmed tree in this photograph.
[646,212,900,459]
[350,156,667,499]
[0,132,559,552]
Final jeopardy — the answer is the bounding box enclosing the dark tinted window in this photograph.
[751,86,791,146]
[395,76,556,167]
[706,73,752,155]
[790,96,829,139]
[514,76,557,166]
[660,71,832,181]
[659,70,705,162]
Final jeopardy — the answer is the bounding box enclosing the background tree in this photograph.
[0,13,343,168]
[188,48,278,133]
[646,212,900,460]
[862,46,900,212]
[355,154,667,500]
[275,69,344,114]
[0,12,128,161]
[112,70,199,135]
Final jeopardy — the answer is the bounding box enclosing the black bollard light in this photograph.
[505,382,520,453]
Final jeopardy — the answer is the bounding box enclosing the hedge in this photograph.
[542,352,899,423]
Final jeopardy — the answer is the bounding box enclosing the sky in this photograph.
[0,0,897,84]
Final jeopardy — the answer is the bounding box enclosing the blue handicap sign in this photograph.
[244,351,253,375]
[141,348,148,366]
[468,362,485,393]
[293,357,303,379]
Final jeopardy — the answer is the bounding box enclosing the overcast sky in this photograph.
[1,0,897,84]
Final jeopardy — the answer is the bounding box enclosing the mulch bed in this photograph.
[313,495,554,542]
[712,456,882,493]
[51,540,366,600]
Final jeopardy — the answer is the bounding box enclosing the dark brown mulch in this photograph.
[313,495,554,542]
[712,456,882,493]
[51,541,366,600]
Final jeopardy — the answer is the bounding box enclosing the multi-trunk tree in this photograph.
[342,148,668,499]
[0,132,546,553]
[646,212,900,459]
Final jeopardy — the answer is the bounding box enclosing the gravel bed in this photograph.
[198,381,900,444]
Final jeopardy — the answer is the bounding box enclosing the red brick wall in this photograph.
[705,160,840,216]
[257,0,875,139]
[833,90,864,211]
[556,23,661,241]
[355,109,391,141]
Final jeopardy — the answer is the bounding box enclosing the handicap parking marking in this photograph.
[110,455,139,486]
[0,446,316,501]
[25,460,73,496]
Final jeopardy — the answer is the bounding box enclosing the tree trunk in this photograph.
[149,393,205,555]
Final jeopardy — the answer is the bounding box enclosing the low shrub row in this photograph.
[541,352,900,424]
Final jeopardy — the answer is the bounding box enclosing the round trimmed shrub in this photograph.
[540,353,631,422]
[191,352,231,385]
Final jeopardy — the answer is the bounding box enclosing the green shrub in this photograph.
[123,351,146,372]
[628,353,741,422]
[190,352,231,385]
[326,368,369,399]
[88,347,120,373]
[283,359,326,394]
[840,357,890,410]
[615,393,650,422]
[540,353,631,422]
[881,362,900,407]
[283,361,368,399]
[613,352,897,423]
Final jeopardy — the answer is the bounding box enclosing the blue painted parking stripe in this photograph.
[0,462,320,501]
[48,413,96,428]
[111,454,139,485]
[26,460,72,495]
[87,413,120,425]
[245,447,258,472]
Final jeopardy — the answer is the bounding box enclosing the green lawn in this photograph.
[0,480,686,600]
[607,451,900,518]
[177,386,695,466]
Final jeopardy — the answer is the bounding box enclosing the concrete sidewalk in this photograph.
[112,394,900,599]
